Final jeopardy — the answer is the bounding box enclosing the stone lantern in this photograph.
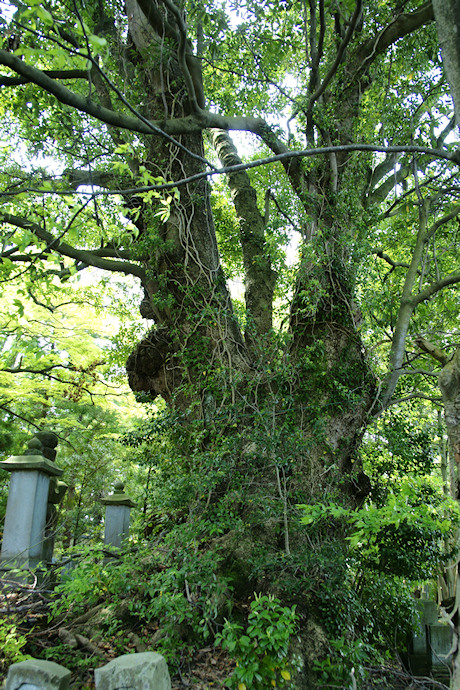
[0,432,66,571]
[101,481,135,550]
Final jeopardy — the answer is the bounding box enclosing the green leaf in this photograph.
[36,6,54,26]
[88,34,108,52]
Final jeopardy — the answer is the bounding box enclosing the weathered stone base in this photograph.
[5,653,172,690]
[94,652,171,689]
[5,659,71,690]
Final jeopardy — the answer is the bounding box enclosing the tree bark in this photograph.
[432,0,460,129]
[416,338,460,688]
[439,352,460,690]
[123,0,251,405]
[211,130,277,343]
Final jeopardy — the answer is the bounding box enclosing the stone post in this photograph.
[94,652,171,689]
[101,481,135,550]
[0,432,64,570]
[5,658,71,690]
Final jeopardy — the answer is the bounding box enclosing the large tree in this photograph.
[1,0,460,683]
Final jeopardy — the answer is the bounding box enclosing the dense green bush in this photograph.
[217,594,298,689]
[0,621,30,673]
[299,477,459,580]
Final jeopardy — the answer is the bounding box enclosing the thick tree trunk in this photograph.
[119,3,403,684]
[124,1,250,406]
[439,352,460,690]
[432,0,460,129]
[124,1,374,477]
[120,17,376,689]
[439,348,460,477]
[417,339,460,688]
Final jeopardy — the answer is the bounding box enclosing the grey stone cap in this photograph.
[101,481,136,507]
[0,456,64,477]
[415,598,438,625]
[100,494,136,507]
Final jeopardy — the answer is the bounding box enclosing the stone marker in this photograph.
[410,599,438,657]
[0,433,63,570]
[429,622,454,667]
[94,652,171,689]
[101,481,135,550]
[5,658,71,690]
[417,599,438,626]
[411,618,427,655]
[407,599,440,676]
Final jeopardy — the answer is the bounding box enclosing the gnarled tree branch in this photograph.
[0,213,146,281]
[212,129,277,341]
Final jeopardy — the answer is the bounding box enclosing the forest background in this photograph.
[1,0,460,687]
